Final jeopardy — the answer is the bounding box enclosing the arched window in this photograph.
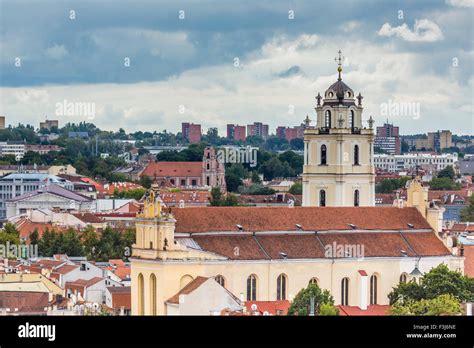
[354,189,360,207]
[341,277,349,306]
[215,275,225,288]
[399,273,408,283]
[370,274,378,305]
[354,145,359,165]
[277,274,287,300]
[349,110,355,129]
[320,144,327,165]
[319,190,326,207]
[247,274,257,301]
[137,273,144,315]
[324,110,331,128]
[309,277,319,286]
[180,275,194,289]
[150,274,157,315]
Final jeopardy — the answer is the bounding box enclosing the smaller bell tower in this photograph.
[132,189,186,260]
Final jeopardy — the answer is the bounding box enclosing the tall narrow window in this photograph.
[354,189,360,207]
[215,275,225,287]
[247,274,257,301]
[137,273,144,315]
[399,273,407,283]
[150,274,157,315]
[324,110,331,128]
[349,110,355,129]
[341,277,349,306]
[277,274,287,300]
[354,145,359,165]
[309,277,319,285]
[319,190,326,207]
[320,144,327,165]
[370,274,378,305]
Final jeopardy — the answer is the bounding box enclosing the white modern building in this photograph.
[0,173,74,220]
[5,184,94,219]
[374,153,458,173]
[0,141,26,159]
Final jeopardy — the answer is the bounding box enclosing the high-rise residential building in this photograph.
[39,119,59,131]
[181,123,202,144]
[276,125,304,142]
[375,122,401,155]
[247,122,269,140]
[428,130,452,152]
[414,130,453,152]
[0,116,5,129]
[226,124,246,141]
[302,53,375,207]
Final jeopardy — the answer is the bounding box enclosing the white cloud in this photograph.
[378,19,444,42]
[446,0,474,8]
[0,33,471,135]
[44,44,68,60]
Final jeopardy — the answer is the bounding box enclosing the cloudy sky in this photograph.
[0,0,473,135]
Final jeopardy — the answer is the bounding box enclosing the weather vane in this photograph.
[334,50,344,81]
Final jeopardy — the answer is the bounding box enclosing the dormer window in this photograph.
[328,92,333,98]
[347,91,352,98]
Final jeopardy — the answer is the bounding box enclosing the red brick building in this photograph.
[182,122,201,144]
[227,124,246,141]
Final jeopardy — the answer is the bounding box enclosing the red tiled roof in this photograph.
[16,219,57,239]
[245,300,290,315]
[100,182,144,195]
[66,277,103,288]
[166,276,208,304]
[451,224,474,233]
[142,162,202,178]
[72,213,104,224]
[463,246,474,278]
[188,232,450,259]
[338,305,390,316]
[358,270,367,276]
[172,207,431,233]
[107,286,131,310]
[160,191,210,204]
[192,235,268,260]
[55,264,78,275]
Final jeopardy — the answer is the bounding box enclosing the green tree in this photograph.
[428,177,460,190]
[288,182,302,195]
[29,229,39,246]
[288,283,337,316]
[81,225,99,258]
[139,175,152,189]
[437,165,455,180]
[0,223,20,246]
[210,187,223,206]
[250,171,261,184]
[390,294,462,316]
[460,195,474,222]
[388,264,474,306]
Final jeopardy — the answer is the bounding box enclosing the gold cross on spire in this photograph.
[334,50,344,81]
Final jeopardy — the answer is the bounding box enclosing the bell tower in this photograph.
[302,51,375,207]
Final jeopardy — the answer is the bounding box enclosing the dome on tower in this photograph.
[325,80,354,101]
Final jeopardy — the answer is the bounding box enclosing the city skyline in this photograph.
[0,0,473,135]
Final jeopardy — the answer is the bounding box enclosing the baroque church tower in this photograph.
[302,51,375,207]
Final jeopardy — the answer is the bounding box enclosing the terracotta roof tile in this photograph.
[245,300,290,315]
[166,276,208,304]
[142,162,202,178]
[401,232,451,256]
[107,286,131,310]
[338,305,390,316]
[55,264,78,275]
[463,246,474,278]
[192,235,268,260]
[172,207,431,233]
[255,234,325,259]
